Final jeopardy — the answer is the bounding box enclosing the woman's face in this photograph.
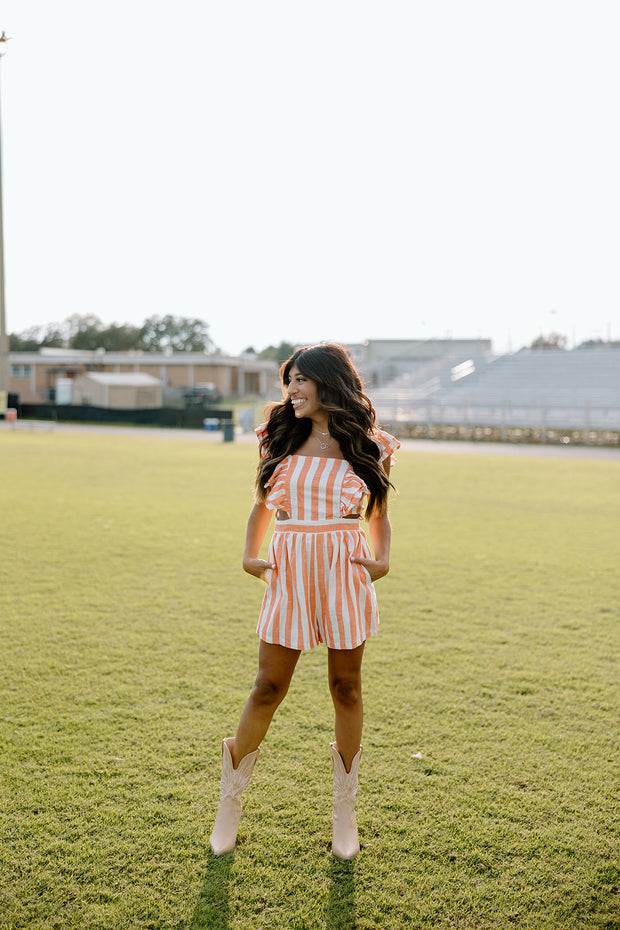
[285,365,323,420]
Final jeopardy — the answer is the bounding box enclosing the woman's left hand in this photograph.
[350,556,389,582]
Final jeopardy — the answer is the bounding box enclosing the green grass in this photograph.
[0,430,618,929]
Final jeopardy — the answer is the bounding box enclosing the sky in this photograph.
[1,1,619,357]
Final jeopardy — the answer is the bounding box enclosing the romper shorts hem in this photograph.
[257,518,380,651]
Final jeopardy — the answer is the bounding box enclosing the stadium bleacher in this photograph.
[370,348,620,438]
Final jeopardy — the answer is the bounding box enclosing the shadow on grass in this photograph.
[327,857,356,929]
[188,850,234,930]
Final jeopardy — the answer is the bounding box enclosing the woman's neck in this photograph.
[310,414,330,433]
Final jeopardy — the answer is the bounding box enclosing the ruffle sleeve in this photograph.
[255,423,290,510]
[373,428,400,465]
[339,469,369,517]
[255,422,270,460]
[263,459,290,512]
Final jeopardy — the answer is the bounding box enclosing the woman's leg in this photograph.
[327,642,365,772]
[230,640,301,767]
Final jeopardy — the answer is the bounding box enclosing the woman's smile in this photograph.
[287,365,321,419]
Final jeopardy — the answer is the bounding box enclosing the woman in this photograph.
[210,343,399,859]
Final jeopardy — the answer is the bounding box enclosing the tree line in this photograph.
[10,314,214,353]
[10,314,297,363]
[530,332,620,350]
[12,317,614,359]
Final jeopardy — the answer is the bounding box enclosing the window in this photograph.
[11,365,32,379]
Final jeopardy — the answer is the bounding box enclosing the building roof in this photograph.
[79,372,161,387]
[9,348,277,371]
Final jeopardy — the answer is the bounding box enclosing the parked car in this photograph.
[183,382,223,406]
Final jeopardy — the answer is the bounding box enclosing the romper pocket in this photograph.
[351,535,373,585]
[357,562,373,584]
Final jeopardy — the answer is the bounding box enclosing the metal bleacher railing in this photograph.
[370,349,620,444]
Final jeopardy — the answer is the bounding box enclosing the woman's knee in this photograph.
[250,642,299,708]
[251,671,290,707]
[329,674,362,707]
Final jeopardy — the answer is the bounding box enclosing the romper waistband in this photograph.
[274,517,362,533]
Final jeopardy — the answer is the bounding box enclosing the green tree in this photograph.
[97,323,143,351]
[9,314,215,353]
[139,315,213,352]
[10,322,66,349]
[258,341,296,365]
[530,332,568,350]
[9,327,41,350]
[39,324,65,348]
[68,314,105,350]
[577,338,620,349]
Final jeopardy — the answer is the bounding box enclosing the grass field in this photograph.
[1,428,618,930]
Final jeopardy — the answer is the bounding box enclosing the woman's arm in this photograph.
[242,502,275,581]
[353,512,391,582]
[351,457,392,582]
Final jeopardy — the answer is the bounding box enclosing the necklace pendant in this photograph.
[312,428,332,450]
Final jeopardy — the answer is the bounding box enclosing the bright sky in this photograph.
[1,1,619,356]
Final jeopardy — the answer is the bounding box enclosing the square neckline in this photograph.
[289,452,348,461]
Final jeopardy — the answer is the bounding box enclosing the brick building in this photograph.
[8,348,278,404]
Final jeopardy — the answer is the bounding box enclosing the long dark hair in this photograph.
[256,343,393,517]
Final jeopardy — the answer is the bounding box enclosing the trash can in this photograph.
[222,419,235,442]
[6,408,17,423]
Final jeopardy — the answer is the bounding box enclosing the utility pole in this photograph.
[0,31,10,408]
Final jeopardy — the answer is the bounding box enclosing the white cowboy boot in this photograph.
[209,738,259,855]
[330,742,362,859]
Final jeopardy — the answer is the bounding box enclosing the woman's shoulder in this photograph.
[371,427,401,463]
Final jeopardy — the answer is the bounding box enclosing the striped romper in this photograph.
[255,426,399,651]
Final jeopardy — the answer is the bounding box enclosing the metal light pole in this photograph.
[0,31,10,405]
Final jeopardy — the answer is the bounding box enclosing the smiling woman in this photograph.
[287,366,322,421]
[209,342,399,860]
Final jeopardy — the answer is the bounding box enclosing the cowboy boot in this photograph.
[209,738,259,855]
[330,742,362,859]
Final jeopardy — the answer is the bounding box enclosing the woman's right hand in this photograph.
[242,557,276,583]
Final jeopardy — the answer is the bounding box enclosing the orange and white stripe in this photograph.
[257,519,378,650]
[254,427,399,651]
[287,456,348,521]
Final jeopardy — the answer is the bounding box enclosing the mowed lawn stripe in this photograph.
[1,431,618,929]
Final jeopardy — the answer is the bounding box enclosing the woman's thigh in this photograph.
[327,642,365,695]
[254,640,301,695]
